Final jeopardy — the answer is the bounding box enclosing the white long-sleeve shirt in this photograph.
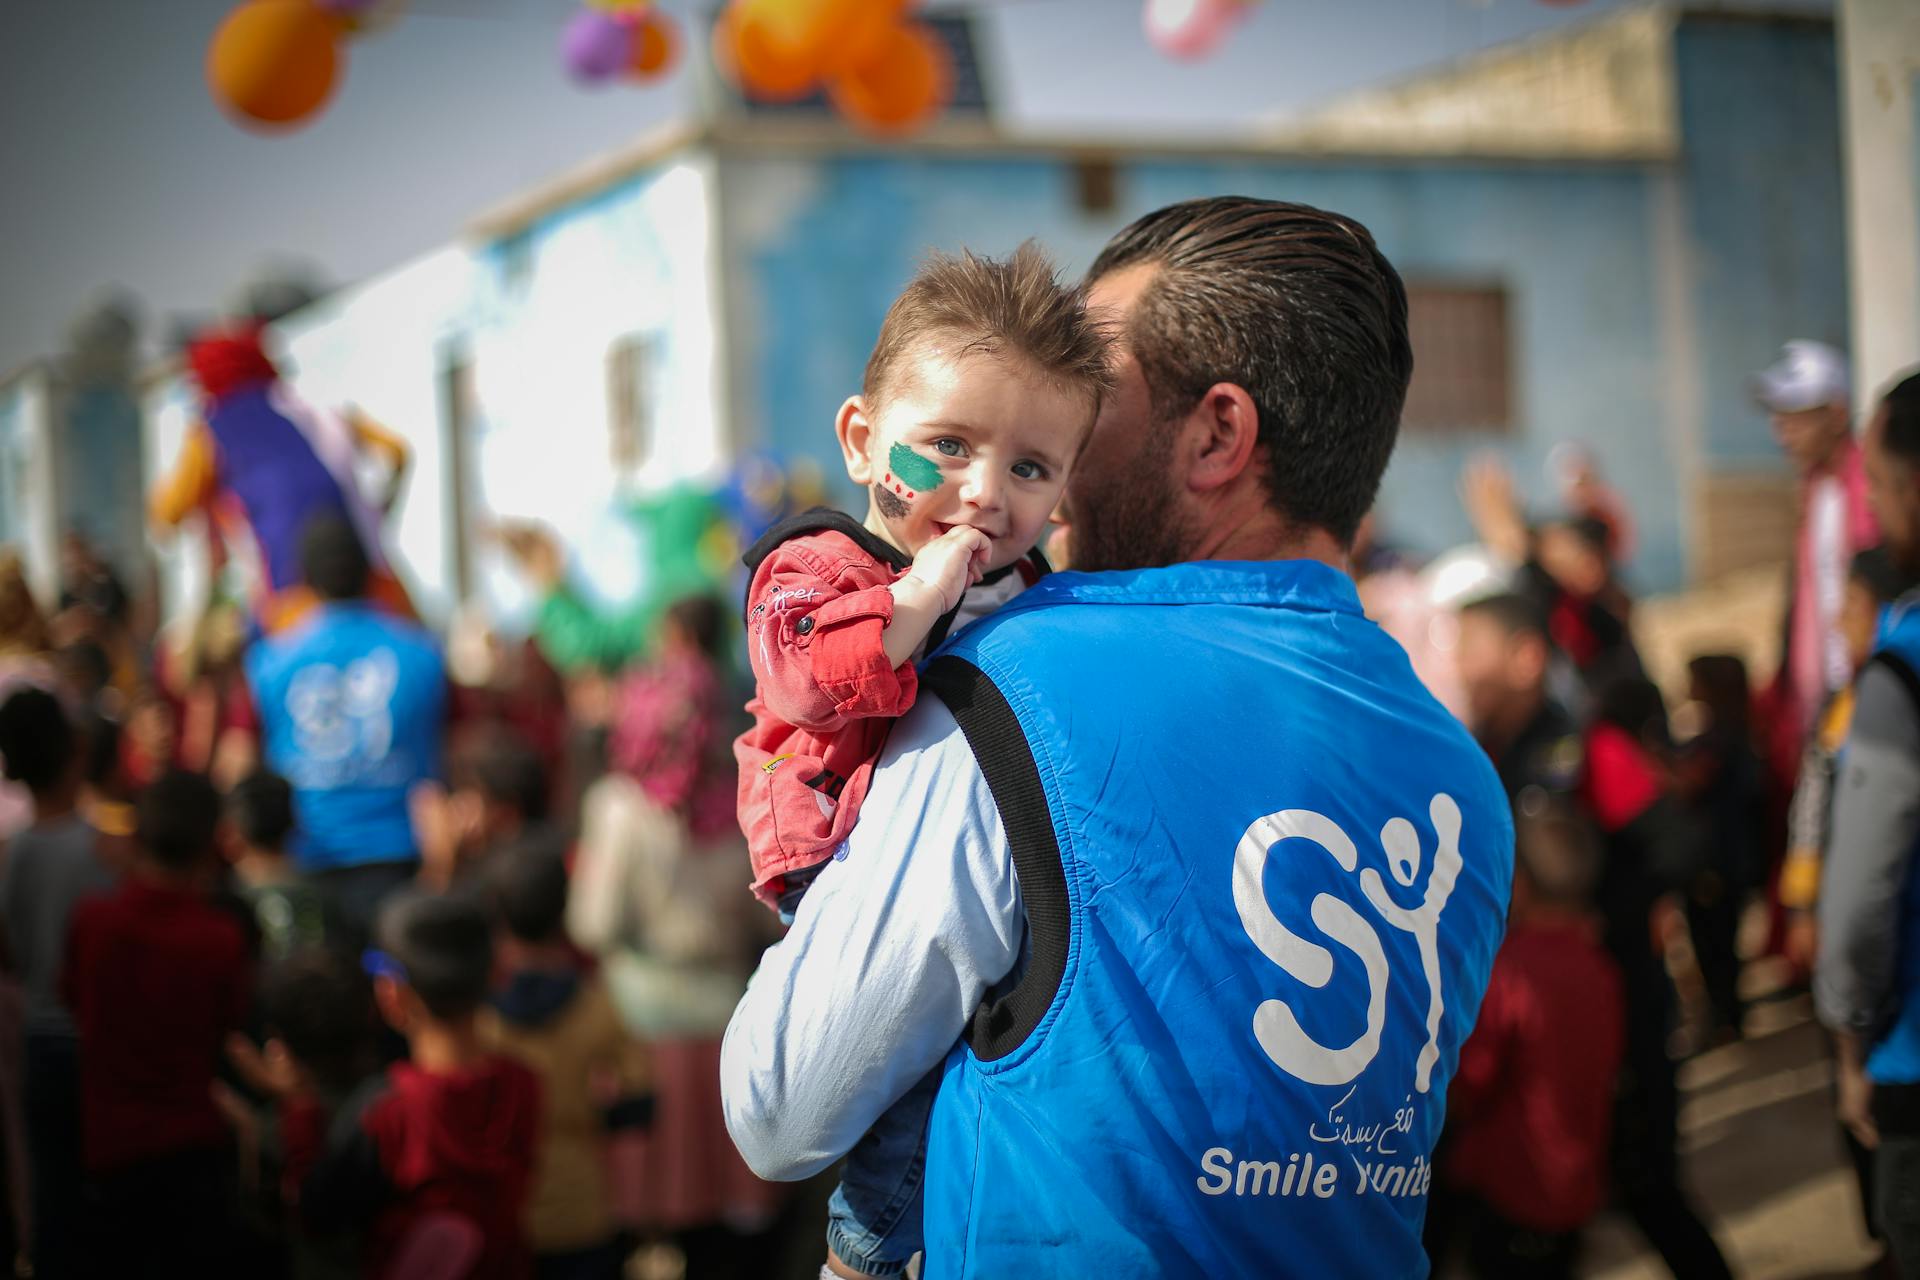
[720,698,1025,1181]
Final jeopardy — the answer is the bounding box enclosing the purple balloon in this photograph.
[562,10,633,83]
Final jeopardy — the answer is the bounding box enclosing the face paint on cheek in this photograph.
[872,483,911,521]
[883,443,944,504]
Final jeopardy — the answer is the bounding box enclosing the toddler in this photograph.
[733,243,1111,1277]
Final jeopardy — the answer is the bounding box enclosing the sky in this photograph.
[0,0,1828,377]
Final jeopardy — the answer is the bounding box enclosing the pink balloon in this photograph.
[1143,0,1247,61]
[562,9,633,83]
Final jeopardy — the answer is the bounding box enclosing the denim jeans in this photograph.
[826,1066,941,1276]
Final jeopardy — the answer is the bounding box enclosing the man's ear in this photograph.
[1181,382,1262,494]
[373,975,411,1034]
[835,396,877,487]
[1513,633,1550,692]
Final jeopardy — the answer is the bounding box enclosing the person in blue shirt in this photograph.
[721,197,1515,1279]
[246,515,445,945]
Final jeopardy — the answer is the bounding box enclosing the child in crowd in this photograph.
[63,769,254,1275]
[731,244,1112,1278]
[297,891,540,1280]
[481,836,651,1280]
[226,949,380,1280]
[0,687,115,1279]
[1430,796,1626,1279]
[414,730,555,895]
[1678,654,1764,1043]
[226,769,341,964]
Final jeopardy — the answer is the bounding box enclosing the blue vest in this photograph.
[918,561,1513,1278]
[246,603,447,871]
[1864,602,1920,1086]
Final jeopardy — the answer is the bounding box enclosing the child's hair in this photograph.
[490,831,572,944]
[227,769,295,852]
[375,891,495,1021]
[0,687,74,794]
[1512,789,1601,908]
[862,242,1113,417]
[263,949,375,1097]
[1596,676,1670,751]
[1852,546,1914,604]
[461,732,550,825]
[136,770,221,872]
[1687,653,1752,739]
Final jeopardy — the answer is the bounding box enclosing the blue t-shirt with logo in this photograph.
[246,603,446,872]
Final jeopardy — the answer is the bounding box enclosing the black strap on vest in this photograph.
[922,655,1071,1061]
[740,508,912,615]
[1868,651,1920,717]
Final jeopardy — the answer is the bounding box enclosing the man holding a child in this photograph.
[722,196,1515,1276]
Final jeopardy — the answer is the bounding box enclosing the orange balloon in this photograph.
[828,21,949,135]
[785,0,901,77]
[207,0,342,128]
[714,4,818,102]
[627,8,678,79]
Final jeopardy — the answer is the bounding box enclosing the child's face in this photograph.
[838,348,1090,569]
[1841,578,1884,673]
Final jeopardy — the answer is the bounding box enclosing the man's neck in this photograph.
[498,935,578,972]
[1480,690,1546,758]
[234,848,294,889]
[410,1017,487,1074]
[30,783,79,826]
[1187,501,1349,570]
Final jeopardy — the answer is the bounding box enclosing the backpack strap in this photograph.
[922,655,1071,1062]
[1867,650,1920,716]
[739,508,910,615]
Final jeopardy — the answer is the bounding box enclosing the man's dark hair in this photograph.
[375,891,494,1021]
[227,769,296,852]
[0,688,74,794]
[263,949,375,1097]
[490,832,572,944]
[1852,546,1915,604]
[1559,515,1614,563]
[1087,196,1412,545]
[1882,370,1920,468]
[1458,592,1547,641]
[301,513,370,601]
[137,769,222,872]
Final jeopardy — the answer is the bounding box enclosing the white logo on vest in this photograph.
[1232,793,1464,1093]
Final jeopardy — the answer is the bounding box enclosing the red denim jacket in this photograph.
[734,511,1041,908]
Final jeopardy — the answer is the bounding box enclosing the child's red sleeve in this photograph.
[746,543,917,733]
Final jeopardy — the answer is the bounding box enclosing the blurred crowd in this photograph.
[0,328,1911,1280]
[0,480,831,1278]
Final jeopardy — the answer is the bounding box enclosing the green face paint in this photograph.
[883,443,945,502]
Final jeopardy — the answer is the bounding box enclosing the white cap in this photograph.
[1751,340,1849,413]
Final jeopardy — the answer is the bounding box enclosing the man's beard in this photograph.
[1067,430,1196,573]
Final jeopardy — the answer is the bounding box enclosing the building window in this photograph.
[1402,284,1513,434]
[607,334,655,477]
[1073,156,1118,216]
